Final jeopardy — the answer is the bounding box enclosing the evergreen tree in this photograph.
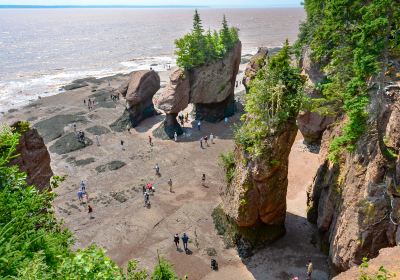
[220,14,233,51]
[192,9,204,36]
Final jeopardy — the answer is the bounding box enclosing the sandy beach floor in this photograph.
[2,65,330,279]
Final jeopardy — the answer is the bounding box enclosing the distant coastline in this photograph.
[0,5,208,9]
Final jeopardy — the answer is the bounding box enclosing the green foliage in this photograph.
[219,152,236,184]
[0,126,180,279]
[359,257,396,279]
[235,41,305,157]
[175,10,240,70]
[297,0,400,163]
[151,255,178,280]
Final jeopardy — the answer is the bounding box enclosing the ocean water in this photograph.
[0,8,305,113]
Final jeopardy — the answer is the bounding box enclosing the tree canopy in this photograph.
[295,0,400,162]
[175,10,240,70]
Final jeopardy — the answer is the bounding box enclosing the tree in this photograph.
[151,255,178,280]
[175,11,240,70]
[235,41,305,156]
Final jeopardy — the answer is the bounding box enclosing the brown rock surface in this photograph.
[222,121,298,244]
[307,85,400,272]
[189,41,241,122]
[10,123,53,191]
[333,247,400,279]
[189,41,242,105]
[118,70,160,108]
[297,46,334,144]
[242,47,268,92]
[112,70,160,130]
[156,69,190,114]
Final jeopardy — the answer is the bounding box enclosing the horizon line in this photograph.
[0,4,302,9]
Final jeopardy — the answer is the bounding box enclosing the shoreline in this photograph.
[0,50,260,115]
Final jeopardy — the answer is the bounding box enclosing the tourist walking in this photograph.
[73,123,77,134]
[202,174,206,186]
[80,180,86,193]
[210,133,214,144]
[174,132,178,142]
[197,121,201,131]
[168,178,173,192]
[204,135,209,146]
[306,260,313,280]
[77,190,84,203]
[121,140,125,150]
[224,117,228,124]
[174,233,180,249]
[88,204,94,219]
[182,233,189,251]
[148,135,153,146]
[154,163,160,176]
[144,191,150,207]
[200,137,203,149]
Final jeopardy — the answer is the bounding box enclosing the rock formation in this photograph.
[10,122,53,191]
[297,47,334,144]
[156,41,242,138]
[111,70,160,131]
[217,120,298,255]
[242,47,268,92]
[307,84,400,272]
[155,69,190,138]
[190,41,242,122]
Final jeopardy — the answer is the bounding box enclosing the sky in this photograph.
[0,0,302,8]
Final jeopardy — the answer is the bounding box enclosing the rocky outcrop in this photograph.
[10,122,53,191]
[297,47,334,144]
[242,47,268,92]
[156,41,242,137]
[155,69,190,138]
[307,85,400,272]
[333,247,400,279]
[191,41,241,122]
[217,120,298,254]
[112,70,160,131]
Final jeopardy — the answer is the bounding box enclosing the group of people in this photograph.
[178,112,189,126]
[173,233,190,252]
[83,98,95,110]
[76,130,86,144]
[77,180,94,218]
[200,134,214,149]
[110,93,120,101]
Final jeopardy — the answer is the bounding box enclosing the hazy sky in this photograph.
[0,0,302,7]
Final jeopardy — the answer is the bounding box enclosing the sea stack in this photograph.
[111,70,160,131]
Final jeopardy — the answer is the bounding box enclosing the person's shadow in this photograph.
[185,248,193,255]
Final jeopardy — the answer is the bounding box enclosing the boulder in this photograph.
[10,122,53,191]
[242,47,268,92]
[114,70,160,129]
[297,46,334,144]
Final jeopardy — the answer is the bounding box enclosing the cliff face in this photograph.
[10,123,53,191]
[307,84,400,272]
[297,47,335,144]
[242,47,268,92]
